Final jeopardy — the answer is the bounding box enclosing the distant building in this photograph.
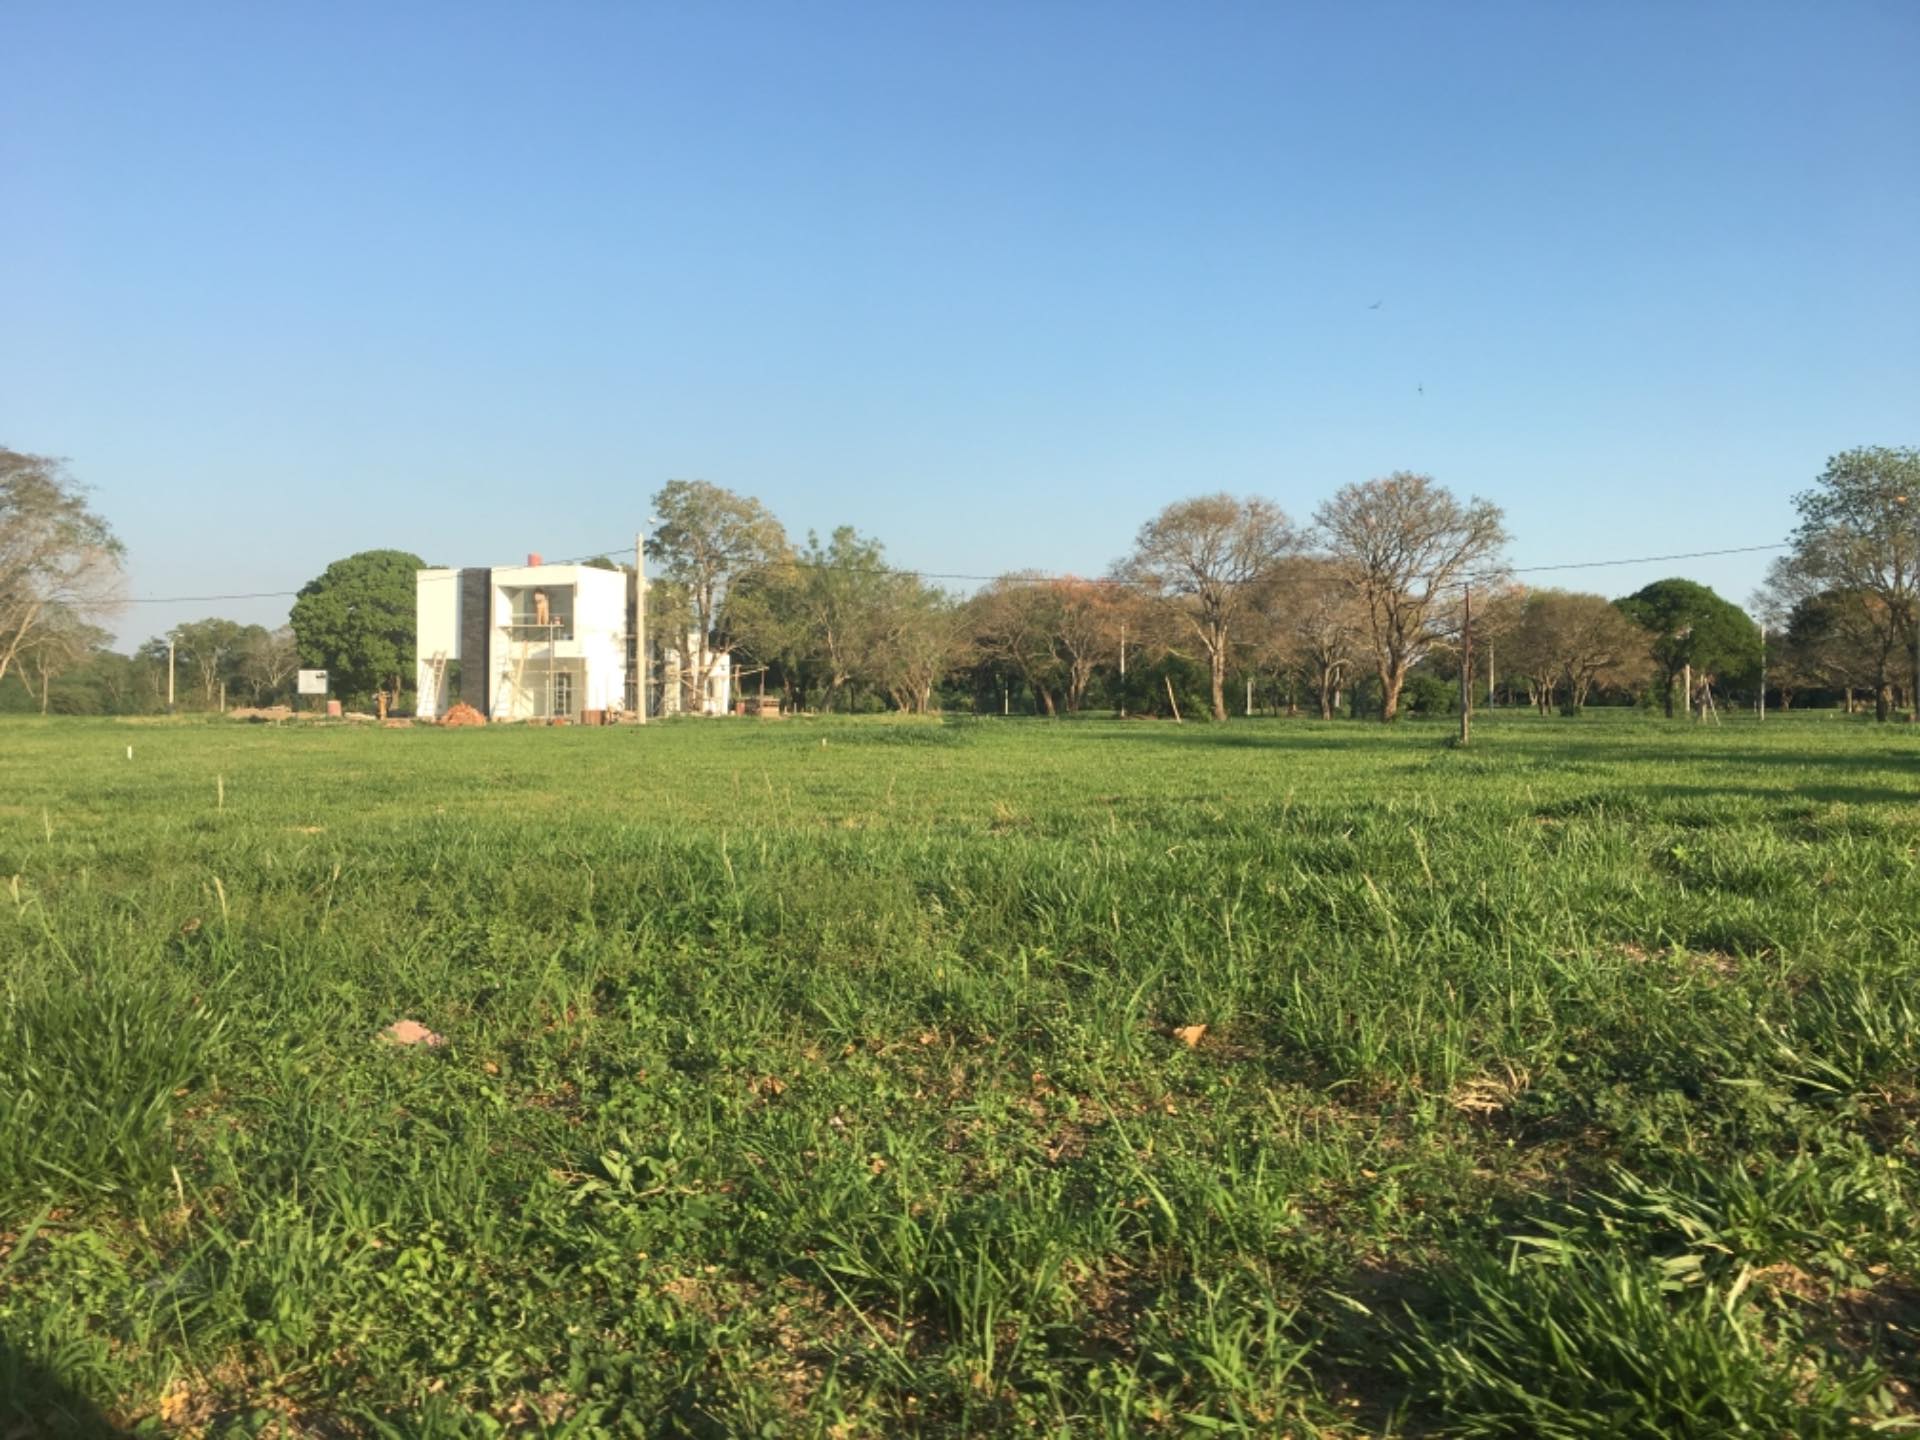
[415,556,730,720]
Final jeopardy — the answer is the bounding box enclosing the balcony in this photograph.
[497,584,574,641]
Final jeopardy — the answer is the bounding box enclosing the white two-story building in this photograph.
[415,556,730,721]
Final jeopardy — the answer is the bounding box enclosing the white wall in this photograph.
[416,562,638,721]
[485,564,628,720]
[415,568,461,718]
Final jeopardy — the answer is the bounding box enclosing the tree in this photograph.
[786,527,895,712]
[1123,494,1299,722]
[289,549,424,709]
[169,617,254,708]
[1777,585,1889,711]
[1615,579,1760,718]
[241,625,300,704]
[1780,446,1920,722]
[1315,473,1508,723]
[874,579,964,714]
[1260,556,1366,719]
[0,448,125,688]
[969,574,1070,716]
[1509,590,1651,714]
[12,608,108,714]
[647,480,789,713]
[1047,579,1128,714]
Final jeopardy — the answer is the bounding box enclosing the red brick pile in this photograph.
[440,702,487,727]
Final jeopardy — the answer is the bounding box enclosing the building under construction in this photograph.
[414,556,730,721]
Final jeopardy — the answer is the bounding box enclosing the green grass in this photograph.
[2,711,1917,1436]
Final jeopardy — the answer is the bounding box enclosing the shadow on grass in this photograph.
[0,1337,126,1438]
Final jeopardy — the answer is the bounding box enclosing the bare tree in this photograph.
[15,608,107,713]
[242,625,301,703]
[1510,590,1651,714]
[1123,495,1299,722]
[1260,556,1366,719]
[1314,473,1507,722]
[647,480,790,712]
[0,449,125,687]
[170,617,251,708]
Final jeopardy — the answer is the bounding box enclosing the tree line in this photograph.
[6,444,1917,722]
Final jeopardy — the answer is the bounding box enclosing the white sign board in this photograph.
[297,669,329,696]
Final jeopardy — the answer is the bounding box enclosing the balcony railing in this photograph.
[501,620,573,642]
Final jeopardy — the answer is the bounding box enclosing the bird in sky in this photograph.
[1368,300,1383,310]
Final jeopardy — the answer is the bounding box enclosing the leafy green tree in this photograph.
[1783,587,1891,711]
[1780,446,1920,722]
[781,527,895,712]
[647,480,789,712]
[874,578,964,714]
[1615,579,1760,717]
[3,608,109,714]
[289,549,424,709]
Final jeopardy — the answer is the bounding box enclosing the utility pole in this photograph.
[1486,640,1495,708]
[167,639,176,711]
[635,529,648,725]
[1246,675,1253,717]
[1458,584,1473,746]
[1758,624,1766,721]
[1118,621,1127,718]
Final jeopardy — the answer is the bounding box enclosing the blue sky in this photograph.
[3,1,1915,646]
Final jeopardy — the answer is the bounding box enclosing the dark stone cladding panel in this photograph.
[460,568,491,710]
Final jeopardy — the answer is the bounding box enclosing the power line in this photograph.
[121,538,1792,606]
[1477,542,1788,583]
[122,539,638,604]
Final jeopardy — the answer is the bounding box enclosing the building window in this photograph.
[553,672,574,716]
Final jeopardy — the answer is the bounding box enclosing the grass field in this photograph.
[3,711,1918,1437]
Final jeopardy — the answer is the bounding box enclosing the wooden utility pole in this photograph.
[167,639,176,711]
[1246,675,1253,717]
[1758,624,1767,721]
[1118,621,1127,717]
[1458,584,1473,746]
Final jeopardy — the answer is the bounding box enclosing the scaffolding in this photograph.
[492,620,566,721]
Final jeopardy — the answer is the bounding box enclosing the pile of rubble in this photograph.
[440,702,487,727]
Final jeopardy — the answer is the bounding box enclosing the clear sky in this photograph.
[4,1,1915,646]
